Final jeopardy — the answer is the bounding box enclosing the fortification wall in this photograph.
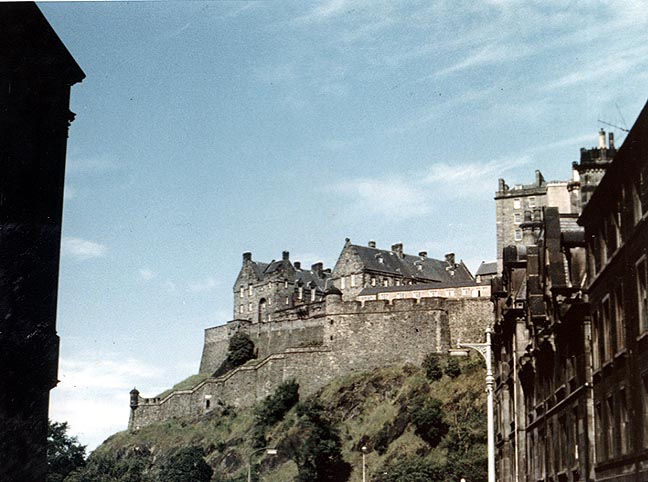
[132,295,491,429]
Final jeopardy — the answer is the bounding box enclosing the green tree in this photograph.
[422,353,443,381]
[65,452,151,482]
[213,332,256,377]
[158,447,212,482]
[46,421,86,482]
[252,379,299,447]
[293,400,351,482]
[410,396,448,447]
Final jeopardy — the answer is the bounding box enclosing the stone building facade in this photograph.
[492,114,646,482]
[0,4,84,482]
[130,240,491,429]
[492,208,594,482]
[578,103,648,482]
[495,131,616,272]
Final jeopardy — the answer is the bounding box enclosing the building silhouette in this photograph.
[0,3,84,481]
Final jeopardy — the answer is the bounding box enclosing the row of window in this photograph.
[589,179,644,275]
[340,274,414,289]
[595,388,632,462]
[513,196,536,210]
[592,284,626,369]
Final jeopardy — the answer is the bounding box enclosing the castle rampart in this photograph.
[131,295,491,429]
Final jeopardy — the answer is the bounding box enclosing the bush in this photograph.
[376,456,445,482]
[252,379,299,448]
[410,396,448,447]
[422,353,443,381]
[444,357,461,378]
[158,447,212,482]
[293,400,351,482]
[65,452,151,482]
[213,332,255,377]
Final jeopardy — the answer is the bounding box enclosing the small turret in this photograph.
[130,388,140,409]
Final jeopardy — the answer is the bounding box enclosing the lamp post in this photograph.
[247,447,277,482]
[450,326,495,482]
[361,446,367,482]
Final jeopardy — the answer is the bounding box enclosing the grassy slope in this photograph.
[93,355,486,481]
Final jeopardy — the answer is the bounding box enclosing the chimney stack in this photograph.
[445,253,455,267]
[391,243,403,258]
[294,261,301,270]
[282,251,289,261]
[243,252,252,263]
[368,240,376,248]
[311,262,323,273]
[419,251,427,259]
[609,132,615,150]
[599,128,606,149]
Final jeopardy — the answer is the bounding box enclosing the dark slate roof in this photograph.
[357,279,484,296]
[560,215,585,245]
[350,244,474,283]
[247,259,331,292]
[475,261,498,276]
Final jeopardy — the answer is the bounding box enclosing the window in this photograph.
[608,211,619,253]
[614,285,625,352]
[513,198,521,209]
[595,403,604,461]
[371,277,376,287]
[284,280,288,288]
[310,289,316,302]
[239,304,244,314]
[285,296,289,305]
[619,389,629,455]
[643,374,648,448]
[298,286,303,300]
[350,274,356,287]
[514,229,522,241]
[240,286,244,297]
[383,278,389,287]
[248,284,253,296]
[340,277,346,289]
[602,297,613,362]
[606,396,615,458]
[638,258,648,333]
[514,213,522,224]
[529,196,536,208]
[248,302,252,311]
[632,181,643,225]
[592,309,600,369]
[599,225,608,263]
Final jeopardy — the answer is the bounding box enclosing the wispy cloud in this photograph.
[50,353,166,450]
[66,157,119,175]
[139,268,156,281]
[433,43,529,77]
[61,237,107,261]
[187,277,218,293]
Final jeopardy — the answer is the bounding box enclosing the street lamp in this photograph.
[361,446,367,482]
[450,326,495,482]
[247,447,277,482]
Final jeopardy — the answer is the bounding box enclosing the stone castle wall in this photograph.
[131,295,491,429]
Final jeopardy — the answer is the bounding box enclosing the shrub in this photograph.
[158,447,212,482]
[410,396,448,446]
[213,332,255,377]
[252,379,299,448]
[293,400,351,482]
[47,421,86,482]
[444,356,461,378]
[422,353,443,381]
[376,456,445,482]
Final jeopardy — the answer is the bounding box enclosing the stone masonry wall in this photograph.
[131,295,491,429]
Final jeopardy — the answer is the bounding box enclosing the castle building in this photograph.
[0,4,84,481]
[578,102,648,482]
[130,240,491,429]
[331,239,475,299]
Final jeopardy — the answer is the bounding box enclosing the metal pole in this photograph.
[362,446,367,482]
[485,327,496,482]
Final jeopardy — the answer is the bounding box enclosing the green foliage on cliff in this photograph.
[70,353,486,482]
[47,421,86,482]
[252,379,300,448]
[159,447,213,482]
[213,332,256,378]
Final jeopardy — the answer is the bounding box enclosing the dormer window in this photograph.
[371,277,376,286]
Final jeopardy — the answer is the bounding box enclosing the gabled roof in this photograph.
[348,244,474,283]
[476,261,498,277]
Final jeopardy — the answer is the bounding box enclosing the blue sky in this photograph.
[39,0,648,450]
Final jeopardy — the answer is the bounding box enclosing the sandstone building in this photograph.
[130,240,491,429]
[0,4,84,481]
[492,111,647,482]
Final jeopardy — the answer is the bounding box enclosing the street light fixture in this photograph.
[247,447,277,482]
[450,326,495,482]
[361,446,368,482]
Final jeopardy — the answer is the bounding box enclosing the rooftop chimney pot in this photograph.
[282,251,289,261]
[368,240,376,248]
[243,252,252,263]
[599,128,606,149]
